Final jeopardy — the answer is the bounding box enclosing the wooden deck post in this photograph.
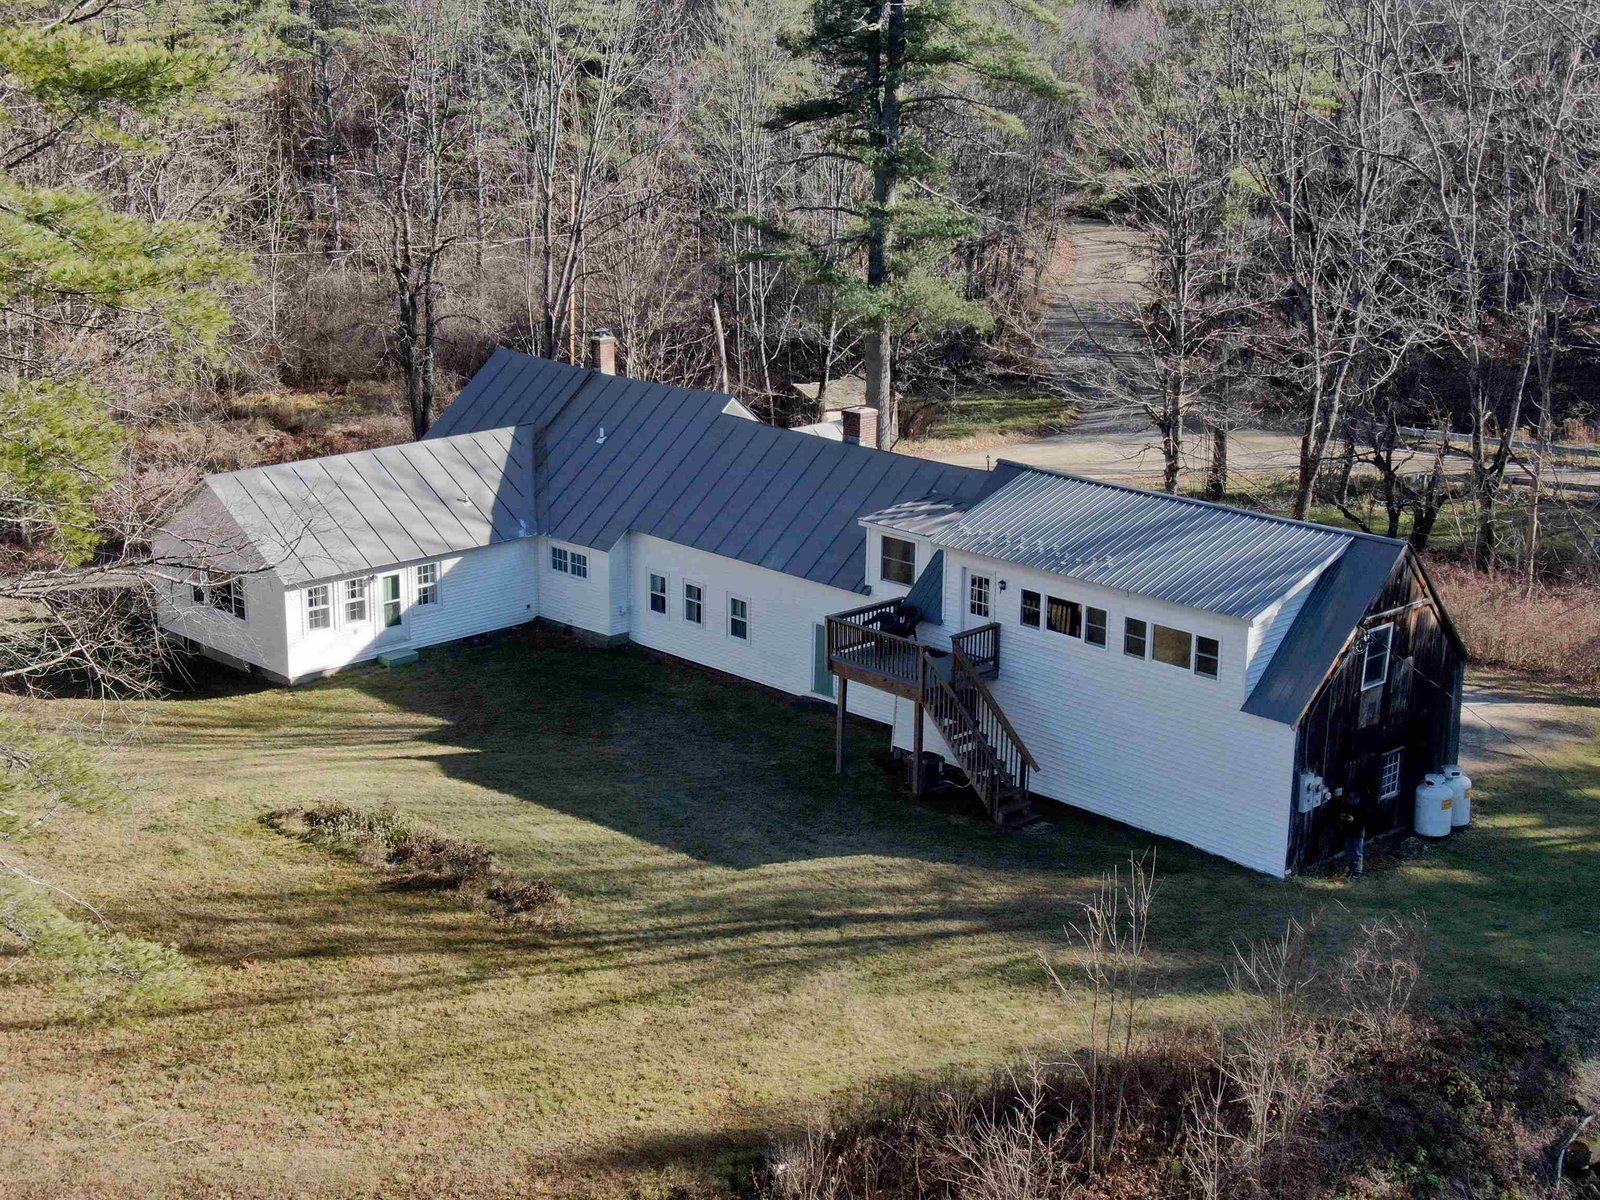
[834,675,848,774]
[912,655,925,796]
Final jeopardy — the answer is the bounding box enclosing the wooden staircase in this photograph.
[826,602,1040,829]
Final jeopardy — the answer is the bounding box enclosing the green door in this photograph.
[812,623,834,698]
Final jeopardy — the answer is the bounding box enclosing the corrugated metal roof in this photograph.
[934,466,1362,619]
[862,494,972,538]
[181,426,533,584]
[1242,538,1407,724]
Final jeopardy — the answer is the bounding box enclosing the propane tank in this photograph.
[1442,764,1472,827]
[1414,773,1454,839]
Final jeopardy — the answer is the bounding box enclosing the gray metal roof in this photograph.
[934,465,1363,619]
[177,426,533,584]
[1242,538,1407,724]
[904,548,946,625]
[428,347,594,438]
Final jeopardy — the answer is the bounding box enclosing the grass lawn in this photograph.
[905,386,1072,444]
[3,630,1598,1198]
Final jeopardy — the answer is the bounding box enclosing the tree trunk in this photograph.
[1204,421,1227,500]
[865,0,904,449]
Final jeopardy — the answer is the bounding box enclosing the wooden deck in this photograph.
[825,599,1037,827]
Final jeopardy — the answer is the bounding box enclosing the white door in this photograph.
[377,572,407,642]
[963,569,993,629]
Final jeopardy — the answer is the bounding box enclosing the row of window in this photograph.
[647,571,750,640]
[551,546,589,578]
[303,563,437,633]
[883,535,1222,681]
[1015,587,1220,680]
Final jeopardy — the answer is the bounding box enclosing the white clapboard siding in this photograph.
[537,539,614,636]
[283,539,540,679]
[156,567,291,680]
[1245,564,1325,696]
[896,548,1297,876]
[625,533,896,725]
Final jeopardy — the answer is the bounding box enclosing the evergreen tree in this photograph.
[773,0,1067,445]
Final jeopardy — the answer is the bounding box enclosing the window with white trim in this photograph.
[414,562,439,605]
[344,577,368,623]
[728,595,749,640]
[306,584,331,631]
[684,581,704,625]
[1153,624,1191,669]
[209,574,246,621]
[1195,635,1220,679]
[569,551,589,579]
[551,546,570,573]
[1379,748,1403,800]
[649,572,667,615]
[880,536,916,586]
[1085,606,1108,648]
[1362,623,1393,690]
[1046,596,1082,637]
[1020,590,1041,628]
[1124,617,1147,658]
[968,574,991,619]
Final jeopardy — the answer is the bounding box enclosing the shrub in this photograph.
[1430,561,1600,687]
[272,802,567,928]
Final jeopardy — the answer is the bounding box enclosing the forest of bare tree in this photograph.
[1,0,1598,691]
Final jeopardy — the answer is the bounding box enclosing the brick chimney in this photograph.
[589,328,617,375]
[841,405,879,449]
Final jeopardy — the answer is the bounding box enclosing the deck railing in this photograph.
[948,642,1039,788]
[826,600,923,692]
[950,622,1000,677]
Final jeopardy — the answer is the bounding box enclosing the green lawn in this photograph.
[906,386,1072,443]
[3,631,1598,1198]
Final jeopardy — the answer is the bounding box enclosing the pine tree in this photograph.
[774,0,1068,446]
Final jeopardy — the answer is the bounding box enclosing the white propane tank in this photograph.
[1442,764,1472,827]
[1414,773,1454,838]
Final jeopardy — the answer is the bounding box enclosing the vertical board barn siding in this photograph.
[1289,558,1463,870]
[897,549,1298,876]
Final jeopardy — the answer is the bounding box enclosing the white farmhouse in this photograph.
[155,347,1465,877]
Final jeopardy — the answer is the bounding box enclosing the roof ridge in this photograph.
[212,424,530,485]
[991,460,1406,547]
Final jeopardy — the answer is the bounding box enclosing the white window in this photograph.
[569,551,589,579]
[1085,607,1108,648]
[209,574,246,621]
[1195,635,1220,679]
[1362,623,1393,690]
[1124,617,1147,658]
[1153,624,1191,669]
[415,562,439,605]
[684,581,704,625]
[968,574,991,619]
[880,536,916,586]
[1379,748,1403,800]
[344,577,368,623]
[306,584,331,631]
[728,595,749,640]
[649,572,668,615]
[551,546,570,574]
